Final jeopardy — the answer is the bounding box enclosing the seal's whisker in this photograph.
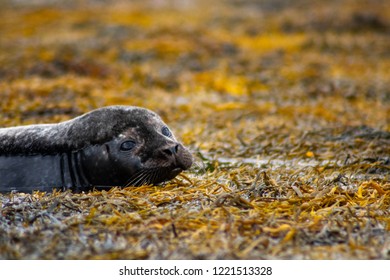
[131,170,153,186]
[137,172,148,186]
[141,172,151,185]
[128,173,148,187]
[150,169,160,183]
[150,169,161,183]
[141,175,151,186]
[144,168,160,185]
[143,170,157,186]
[123,171,142,187]
[124,170,147,187]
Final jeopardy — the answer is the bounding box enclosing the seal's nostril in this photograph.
[163,144,179,156]
[163,148,172,156]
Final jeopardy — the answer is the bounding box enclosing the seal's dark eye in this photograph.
[162,126,172,137]
[120,140,136,151]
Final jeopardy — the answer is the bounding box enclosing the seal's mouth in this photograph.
[167,167,182,179]
[152,167,183,183]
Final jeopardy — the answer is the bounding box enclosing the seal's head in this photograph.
[77,106,193,187]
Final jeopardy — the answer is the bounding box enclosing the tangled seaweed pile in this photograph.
[0,0,389,259]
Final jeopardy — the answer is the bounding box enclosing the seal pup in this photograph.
[0,106,193,193]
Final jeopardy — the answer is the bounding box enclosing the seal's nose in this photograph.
[162,144,179,156]
[158,143,192,171]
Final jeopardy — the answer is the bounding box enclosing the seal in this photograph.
[0,106,193,193]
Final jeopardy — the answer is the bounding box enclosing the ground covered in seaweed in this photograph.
[0,0,389,259]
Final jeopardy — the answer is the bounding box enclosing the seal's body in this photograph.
[0,106,193,192]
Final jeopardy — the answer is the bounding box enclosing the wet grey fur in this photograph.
[0,106,158,155]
